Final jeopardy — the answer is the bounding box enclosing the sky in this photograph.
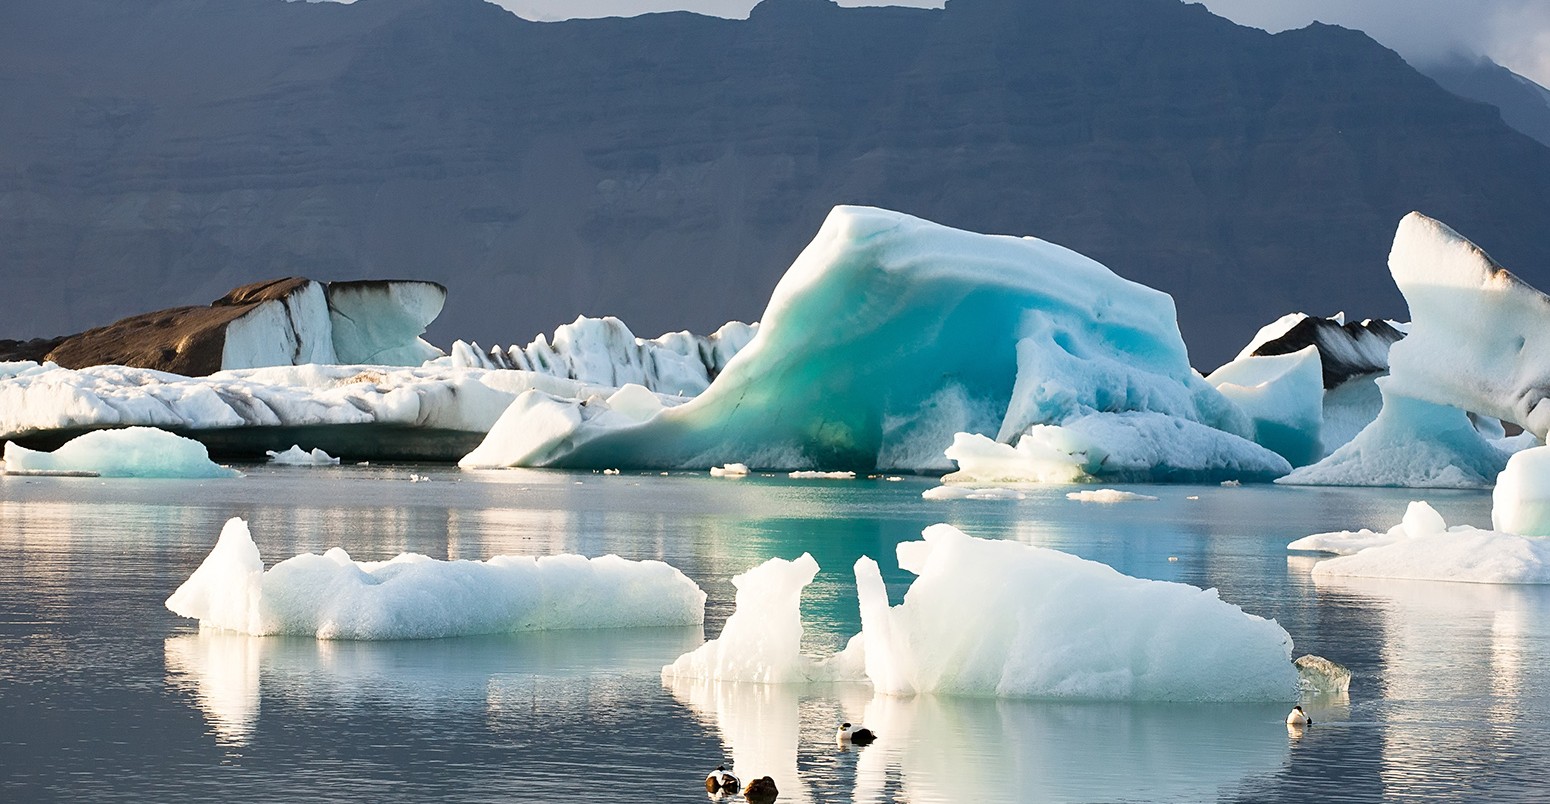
[491,0,1550,85]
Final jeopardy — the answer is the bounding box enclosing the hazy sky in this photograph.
[493,0,1550,85]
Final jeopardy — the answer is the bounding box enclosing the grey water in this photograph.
[2,466,1548,803]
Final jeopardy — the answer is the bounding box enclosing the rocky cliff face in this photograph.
[3,0,1549,366]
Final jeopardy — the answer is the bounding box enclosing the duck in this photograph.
[743,776,778,803]
[705,765,740,794]
[837,722,877,745]
[1286,705,1313,727]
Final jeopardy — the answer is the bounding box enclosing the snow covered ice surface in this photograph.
[664,524,1297,701]
[461,206,1285,479]
[2,426,240,478]
[1065,489,1159,503]
[1290,498,1550,585]
[265,445,339,466]
[165,518,706,638]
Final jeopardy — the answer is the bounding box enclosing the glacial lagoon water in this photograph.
[3,466,1549,802]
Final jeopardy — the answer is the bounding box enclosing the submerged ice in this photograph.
[166,518,706,638]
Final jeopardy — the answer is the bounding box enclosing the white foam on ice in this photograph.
[166,518,706,638]
[662,554,835,683]
[1493,445,1550,536]
[461,206,1279,478]
[2,426,240,478]
[265,445,340,466]
[1206,346,1324,466]
[1291,500,1550,584]
[1066,489,1159,503]
[851,525,1297,700]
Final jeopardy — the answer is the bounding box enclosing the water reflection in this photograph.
[166,627,704,747]
[665,676,1290,804]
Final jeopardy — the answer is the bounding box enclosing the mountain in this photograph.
[1420,54,1550,148]
[3,0,1549,367]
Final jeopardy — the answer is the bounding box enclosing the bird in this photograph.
[837,722,877,745]
[743,776,778,803]
[1286,705,1313,727]
[705,765,740,794]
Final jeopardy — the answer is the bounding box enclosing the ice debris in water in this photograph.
[166,518,706,638]
[1294,654,1352,695]
[710,463,750,477]
[1066,489,1159,503]
[666,525,1298,701]
[2,426,240,479]
[921,486,1027,501]
[788,470,856,479]
[265,445,340,466]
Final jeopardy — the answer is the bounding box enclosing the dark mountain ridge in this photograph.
[2,0,1548,367]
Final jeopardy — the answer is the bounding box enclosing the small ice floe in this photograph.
[788,470,856,479]
[1295,654,1352,695]
[165,518,705,638]
[1186,495,1200,500]
[710,463,750,477]
[265,445,340,466]
[705,765,740,794]
[922,486,1026,501]
[837,722,877,745]
[1221,480,1242,487]
[886,476,902,482]
[1066,489,1159,503]
[2,426,240,479]
[602,468,621,475]
[408,473,430,483]
[1290,499,1550,583]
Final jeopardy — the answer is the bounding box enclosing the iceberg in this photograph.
[265,445,340,466]
[0,362,630,461]
[2,426,240,478]
[165,518,706,638]
[1234,312,1404,389]
[1494,445,1550,536]
[464,206,1281,478]
[662,554,839,683]
[439,317,757,397]
[1065,489,1159,503]
[1290,214,1549,487]
[852,525,1298,700]
[1204,346,1324,466]
[323,280,447,367]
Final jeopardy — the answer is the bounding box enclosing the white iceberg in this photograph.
[1493,444,1550,537]
[265,445,340,466]
[852,525,1297,700]
[461,206,1282,479]
[2,426,239,478]
[921,486,1027,500]
[440,317,757,398]
[165,518,706,638]
[662,554,838,683]
[1289,500,1451,555]
[709,462,751,477]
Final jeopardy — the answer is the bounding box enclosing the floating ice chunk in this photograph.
[921,486,1027,501]
[1289,501,1449,555]
[943,413,1289,486]
[663,554,833,683]
[265,445,340,466]
[166,518,706,638]
[2,426,240,478]
[1293,501,1550,584]
[1294,654,1352,695]
[1279,382,1531,488]
[710,463,751,477]
[1066,489,1159,503]
[1492,445,1550,536]
[788,470,856,479]
[854,524,1297,700]
[1205,346,1324,466]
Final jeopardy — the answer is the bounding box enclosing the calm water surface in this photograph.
[2,465,1548,802]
